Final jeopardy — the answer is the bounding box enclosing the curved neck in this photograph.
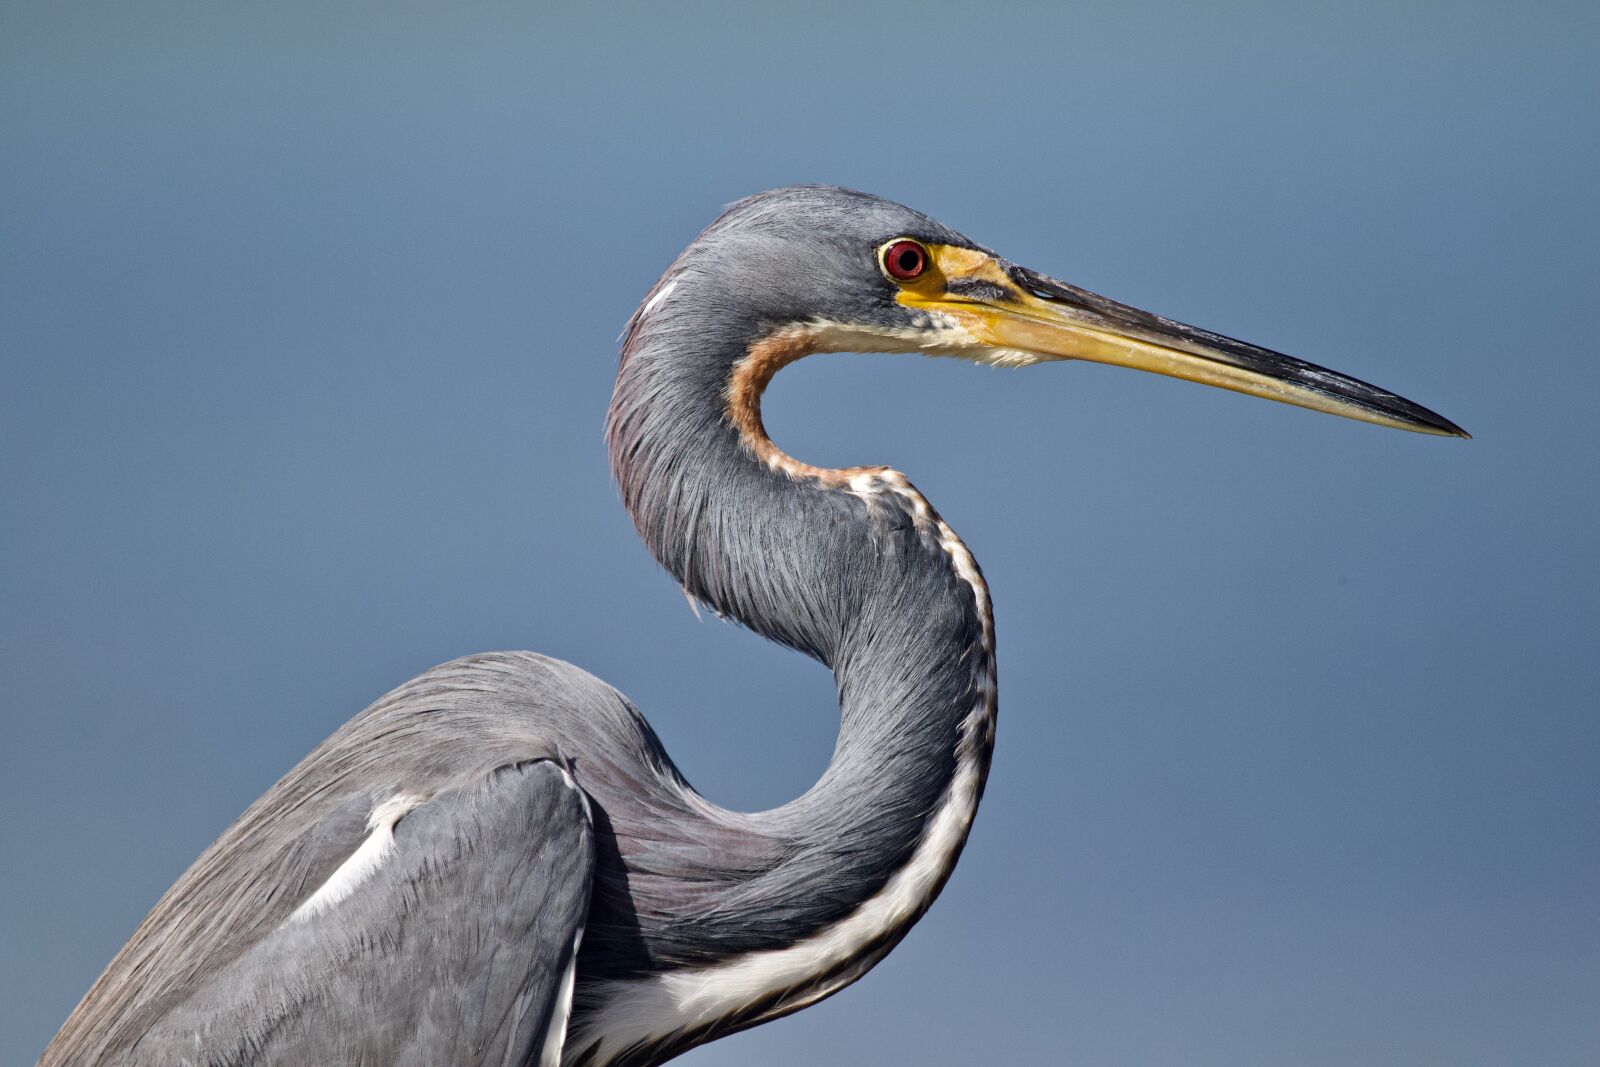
[601,284,997,971]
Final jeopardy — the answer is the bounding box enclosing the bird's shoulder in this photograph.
[130,759,595,1066]
[42,650,637,1066]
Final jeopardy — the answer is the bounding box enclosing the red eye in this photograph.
[882,240,928,280]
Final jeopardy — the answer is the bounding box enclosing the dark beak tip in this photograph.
[1419,410,1471,440]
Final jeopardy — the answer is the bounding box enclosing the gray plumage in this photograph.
[44,188,997,1067]
[42,185,1461,1067]
[135,757,593,1065]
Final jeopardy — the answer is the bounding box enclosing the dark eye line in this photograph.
[944,278,1014,302]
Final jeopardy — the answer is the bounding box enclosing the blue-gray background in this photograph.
[4,2,1597,1063]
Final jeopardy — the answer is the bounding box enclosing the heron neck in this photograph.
[605,308,997,968]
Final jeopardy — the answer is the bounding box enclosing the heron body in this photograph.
[42,187,1463,1067]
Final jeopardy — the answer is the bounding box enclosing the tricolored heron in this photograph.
[42,186,1465,1067]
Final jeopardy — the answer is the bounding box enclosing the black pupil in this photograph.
[896,247,920,273]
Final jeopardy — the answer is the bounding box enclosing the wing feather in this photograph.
[117,760,593,1066]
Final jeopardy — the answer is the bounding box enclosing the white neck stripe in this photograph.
[566,472,995,1066]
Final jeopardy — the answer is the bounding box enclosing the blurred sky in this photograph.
[3,2,1598,1064]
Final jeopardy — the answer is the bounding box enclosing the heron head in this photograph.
[663,185,1465,438]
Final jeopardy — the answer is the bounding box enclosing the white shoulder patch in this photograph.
[287,793,425,923]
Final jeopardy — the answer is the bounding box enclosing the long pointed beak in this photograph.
[901,245,1468,438]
